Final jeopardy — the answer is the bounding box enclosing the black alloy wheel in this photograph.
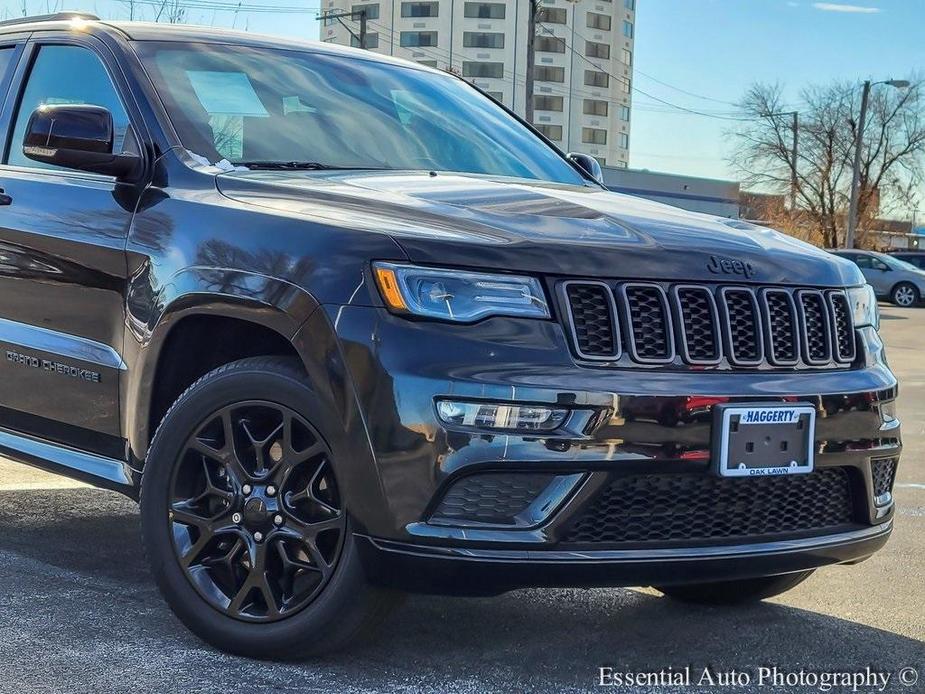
[142,357,400,658]
[169,401,345,622]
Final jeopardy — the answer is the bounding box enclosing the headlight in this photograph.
[847,284,879,330]
[373,262,549,322]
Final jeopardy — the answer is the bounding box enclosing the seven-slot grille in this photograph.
[561,281,856,369]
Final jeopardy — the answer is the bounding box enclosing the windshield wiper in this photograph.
[236,161,396,172]
[236,161,340,170]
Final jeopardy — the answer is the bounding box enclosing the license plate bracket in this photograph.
[713,403,816,477]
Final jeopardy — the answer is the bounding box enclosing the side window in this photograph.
[871,258,890,271]
[0,47,16,84]
[854,255,872,269]
[7,45,131,170]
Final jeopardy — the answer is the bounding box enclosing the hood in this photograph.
[216,170,864,287]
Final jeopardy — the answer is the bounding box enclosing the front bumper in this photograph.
[313,305,900,591]
[358,522,892,595]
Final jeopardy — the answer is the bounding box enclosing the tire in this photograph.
[890,282,919,307]
[655,570,815,605]
[141,356,400,658]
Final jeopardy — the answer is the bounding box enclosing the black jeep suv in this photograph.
[0,13,900,658]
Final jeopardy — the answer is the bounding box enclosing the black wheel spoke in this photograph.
[179,526,215,568]
[169,400,345,623]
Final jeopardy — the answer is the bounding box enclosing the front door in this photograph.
[853,255,892,296]
[0,36,146,458]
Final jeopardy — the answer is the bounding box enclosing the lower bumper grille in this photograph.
[871,457,898,498]
[429,473,556,526]
[562,467,856,546]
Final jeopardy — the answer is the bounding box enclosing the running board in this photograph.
[0,427,136,496]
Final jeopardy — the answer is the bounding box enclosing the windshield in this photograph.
[133,41,585,185]
[881,254,921,272]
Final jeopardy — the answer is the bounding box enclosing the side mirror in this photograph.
[23,104,140,179]
[567,152,604,185]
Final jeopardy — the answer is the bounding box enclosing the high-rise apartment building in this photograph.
[321,0,635,167]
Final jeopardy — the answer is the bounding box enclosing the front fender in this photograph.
[121,266,319,465]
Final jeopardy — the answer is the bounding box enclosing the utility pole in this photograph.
[790,111,799,212]
[845,79,910,249]
[525,0,539,124]
[318,9,367,49]
[845,81,871,250]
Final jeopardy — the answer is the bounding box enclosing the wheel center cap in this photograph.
[243,497,268,525]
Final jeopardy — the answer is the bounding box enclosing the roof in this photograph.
[0,13,430,72]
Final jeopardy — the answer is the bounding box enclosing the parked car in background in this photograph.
[830,249,925,307]
[887,250,925,270]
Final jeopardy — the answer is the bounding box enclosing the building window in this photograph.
[587,12,612,31]
[538,7,567,24]
[595,157,607,166]
[401,31,438,47]
[351,32,379,48]
[463,32,505,48]
[619,105,630,121]
[486,91,504,103]
[625,0,635,9]
[621,77,631,94]
[535,35,565,53]
[623,20,634,38]
[402,2,438,17]
[622,48,632,66]
[582,127,607,145]
[351,3,379,19]
[418,59,438,67]
[584,70,609,88]
[464,2,505,19]
[462,61,504,78]
[620,132,629,149]
[585,41,610,59]
[535,66,565,82]
[534,95,564,111]
[536,124,563,141]
[584,99,608,116]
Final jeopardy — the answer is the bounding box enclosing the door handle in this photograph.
[0,188,11,206]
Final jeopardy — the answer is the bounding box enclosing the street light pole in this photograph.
[844,79,910,249]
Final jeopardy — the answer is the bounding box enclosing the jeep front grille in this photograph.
[561,281,855,369]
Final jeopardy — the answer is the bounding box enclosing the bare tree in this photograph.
[730,79,925,248]
[154,0,187,24]
[121,0,138,20]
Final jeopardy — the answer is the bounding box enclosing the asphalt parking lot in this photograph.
[0,306,922,694]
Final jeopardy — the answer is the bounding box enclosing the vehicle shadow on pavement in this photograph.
[0,487,921,693]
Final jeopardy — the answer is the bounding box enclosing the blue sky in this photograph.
[0,0,921,202]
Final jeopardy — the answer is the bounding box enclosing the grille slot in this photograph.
[674,286,721,364]
[620,284,673,363]
[562,281,620,360]
[797,290,833,364]
[720,288,763,365]
[761,289,800,365]
[828,291,856,363]
[871,457,897,499]
[562,468,856,546]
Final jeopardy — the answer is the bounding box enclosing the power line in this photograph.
[632,68,739,107]
[537,23,757,123]
[116,0,324,14]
